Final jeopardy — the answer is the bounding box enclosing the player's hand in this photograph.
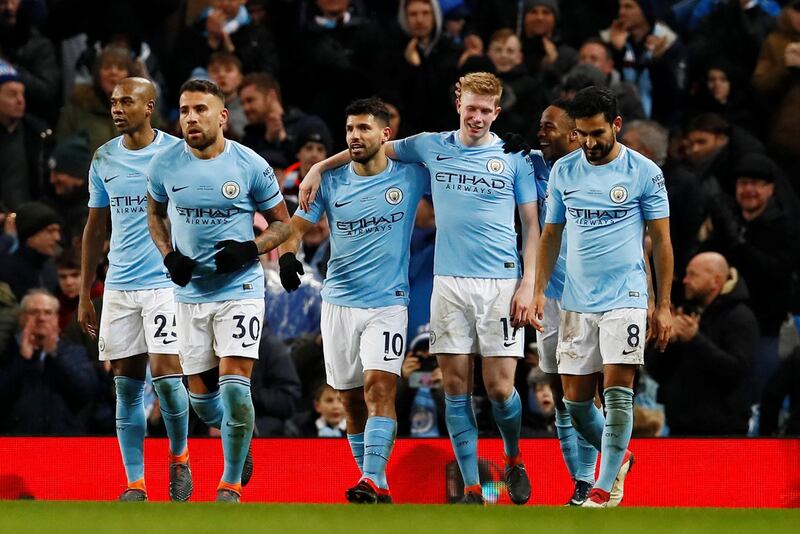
[645,299,655,345]
[278,252,305,292]
[531,292,546,333]
[502,132,531,156]
[164,250,198,287]
[650,304,672,352]
[213,240,259,274]
[77,295,98,339]
[299,164,323,212]
[510,280,534,328]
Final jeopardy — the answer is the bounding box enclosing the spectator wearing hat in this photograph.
[602,0,685,126]
[0,201,62,301]
[0,59,51,211]
[702,153,800,400]
[44,134,92,241]
[239,72,331,170]
[520,0,578,91]
[576,37,645,121]
[282,126,330,214]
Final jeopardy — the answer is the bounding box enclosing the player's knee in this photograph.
[149,354,183,377]
[485,382,514,403]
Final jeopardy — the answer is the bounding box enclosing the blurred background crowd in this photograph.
[2,0,800,439]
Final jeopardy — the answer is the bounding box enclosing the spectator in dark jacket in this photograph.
[0,201,61,301]
[701,153,800,400]
[647,252,757,435]
[251,329,301,436]
[0,289,96,434]
[0,61,52,211]
[520,0,578,91]
[760,346,800,436]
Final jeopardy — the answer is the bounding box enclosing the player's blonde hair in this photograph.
[458,72,503,105]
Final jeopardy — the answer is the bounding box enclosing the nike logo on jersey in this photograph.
[104,175,119,183]
[503,341,517,347]
[564,189,579,197]
[436,154,454,161]
[172,185,190,192]
[334,200,353,208]
[622,348,638,355]
[242,341,257,348]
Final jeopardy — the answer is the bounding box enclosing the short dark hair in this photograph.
[179,79,225,103]
[344,97,391,127]
[208,51,242,72]
[549,96,572,111]
[581,37,613,62]
[686,112,730,136]
[55,248,81,271]
[239,72,282,102]
[567,86,618,123]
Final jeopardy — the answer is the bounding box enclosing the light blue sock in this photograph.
[347,432,364,473]
[554,407,579,480]
[152,375,189,457]
[362,417,396,490]
[595,387,634,492]
[576,412,600,483]
[444,394,480,488]
[189,390,224,429]
[490,389,522,459]
[114,376,146,484]
[563,398,604,452]
[219,375,255,485]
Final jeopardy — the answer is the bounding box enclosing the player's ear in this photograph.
[219,106,229,127]
[146,99,154,117]
[382,125,391,143]
[612,116,623,135]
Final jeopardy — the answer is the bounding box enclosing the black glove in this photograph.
[164,251,197,287]
[502,132,531,156]
[213,240,259,274]
[278,252,305,292]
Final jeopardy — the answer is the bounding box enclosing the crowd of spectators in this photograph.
[2,0,800,438]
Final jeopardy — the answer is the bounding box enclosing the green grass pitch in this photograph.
[1,502,798,534]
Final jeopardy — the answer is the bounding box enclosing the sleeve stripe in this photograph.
[256,190,281,205]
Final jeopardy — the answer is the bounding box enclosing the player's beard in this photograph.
[349,141,380,164]
[185,128,218,151]
[583,139,614,163]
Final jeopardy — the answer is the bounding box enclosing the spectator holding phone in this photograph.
[397,331,446,437]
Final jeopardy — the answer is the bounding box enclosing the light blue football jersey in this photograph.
[545,144,669,313]
[296,159,429,308]
[392,131,537,279]
[530,149,567,301]
[147,140,284,303]
[88,130,181,290]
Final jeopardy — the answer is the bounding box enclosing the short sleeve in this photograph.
[146,155,167,202]
[640,163,670,220]
[514,153,539,205]
[87,158,109,208]
[391,133,433,163]
[544,162,566,224]
[251,161,283,211]
[294,171,328,224]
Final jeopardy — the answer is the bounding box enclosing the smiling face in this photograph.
[538,105,575,162]
[488,35,523,74]
[457,91,500,144]
[179,91,227,150]
[736,177,773,217]
[524,6,556,37]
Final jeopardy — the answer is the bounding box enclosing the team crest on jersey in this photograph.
[487,158,505,174]
[98,337,106,352]
[429,331,437,345]
[385,187,403,205]
[609,185,628,204]
[222,181,240,199]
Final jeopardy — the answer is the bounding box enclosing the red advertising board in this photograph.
[1,438,798,507]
